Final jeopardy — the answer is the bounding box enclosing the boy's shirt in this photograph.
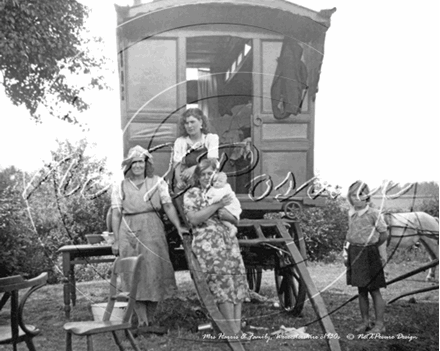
[347,206,387,245]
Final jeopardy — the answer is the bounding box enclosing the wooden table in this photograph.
[58,245,115,319]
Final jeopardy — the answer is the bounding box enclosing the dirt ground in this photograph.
[0,261,438,351]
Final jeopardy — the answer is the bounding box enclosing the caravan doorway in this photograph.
[186,35,254,195]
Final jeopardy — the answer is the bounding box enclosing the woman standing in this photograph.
[183,158,249,335]
[173,108,219,190]
[111,145,186,332]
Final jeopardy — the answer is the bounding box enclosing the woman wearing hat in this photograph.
[111,145,186,332]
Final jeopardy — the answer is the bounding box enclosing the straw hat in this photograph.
[121,145,153,174]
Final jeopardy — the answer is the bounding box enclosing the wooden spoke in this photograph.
[274,265,306,316]
[246,267,262,293]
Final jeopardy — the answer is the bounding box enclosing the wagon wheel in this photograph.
[282,201,303,221]
[274,265,306,316]
[246,267,262,293]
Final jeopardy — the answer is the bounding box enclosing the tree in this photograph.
[24,138,112,246]
[0,139,112,281]
[0,0,109,123]
[0,166,38,278]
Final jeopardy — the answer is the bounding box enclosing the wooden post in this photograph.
[62,251,72,319]
[276,222,341,351]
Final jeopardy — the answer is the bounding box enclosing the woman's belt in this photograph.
[349,243,378,247]
[123,210,155,216]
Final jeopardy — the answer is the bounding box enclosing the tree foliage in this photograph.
[0,139,112,281]
[0,0,109,123]
[0,166,32,278]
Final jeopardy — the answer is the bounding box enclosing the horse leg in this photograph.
[419,237,439,281]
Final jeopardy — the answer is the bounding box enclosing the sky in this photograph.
[0,0,439,191]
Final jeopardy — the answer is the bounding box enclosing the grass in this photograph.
[0,260,438,351]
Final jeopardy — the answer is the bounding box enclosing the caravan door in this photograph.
[249,38,315,207]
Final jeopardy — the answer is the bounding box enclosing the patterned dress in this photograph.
[183,187,249,304]
[111,176,177,301]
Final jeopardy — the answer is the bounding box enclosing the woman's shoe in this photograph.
[367,325,386,334]
[130,327,140,338]
[138,325,168,335]
[221,331,250,344]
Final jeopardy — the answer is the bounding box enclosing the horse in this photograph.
[384,211,439,281]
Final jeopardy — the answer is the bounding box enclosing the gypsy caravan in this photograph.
[115,0,335,218]
[115,3,339,350]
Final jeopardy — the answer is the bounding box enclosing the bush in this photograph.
[264,198,349,262]
[298,198,349,261]
[416,196,439,218]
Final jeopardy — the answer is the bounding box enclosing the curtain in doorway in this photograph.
[270,38,308,119]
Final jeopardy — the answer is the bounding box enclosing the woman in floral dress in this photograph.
[183,158,249,335]
[111,145,186,332]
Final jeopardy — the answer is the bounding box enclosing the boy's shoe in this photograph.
[354,322,373,334]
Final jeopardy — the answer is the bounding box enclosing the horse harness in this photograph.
[384,212,439,246]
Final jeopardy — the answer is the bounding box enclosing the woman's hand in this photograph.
[176,226,189,240]
[218,194,233,208]
[181,166,196,182]
[176,181,187,190]
[111,240,119,256]
[218,208,231,220]
[218,208,238,225]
